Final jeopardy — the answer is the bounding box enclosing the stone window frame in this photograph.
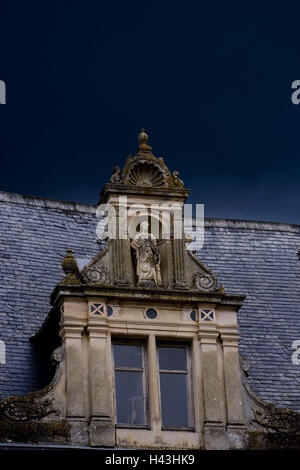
[112,337,195,433]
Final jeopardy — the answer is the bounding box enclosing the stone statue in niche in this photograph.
[131,221,162,287]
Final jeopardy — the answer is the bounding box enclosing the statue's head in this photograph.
[141,221,149,233]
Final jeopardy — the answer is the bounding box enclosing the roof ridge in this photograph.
[0,190,96,214]
[1,190,300,232]
[202,217,300,233]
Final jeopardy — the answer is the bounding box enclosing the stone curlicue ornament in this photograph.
[172,170,184,188]
[51,345,64,365]
[109,166,122,183]
[252,407,300,434]
[0,397,52,423]
[240,356,250,375]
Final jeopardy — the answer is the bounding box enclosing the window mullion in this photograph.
[147,334,161,431]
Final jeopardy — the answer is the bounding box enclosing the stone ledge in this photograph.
[51,283,246,308]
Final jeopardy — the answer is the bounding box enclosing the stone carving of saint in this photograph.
[131,221,162,287]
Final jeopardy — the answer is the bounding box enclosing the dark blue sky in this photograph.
[1,2,300,223]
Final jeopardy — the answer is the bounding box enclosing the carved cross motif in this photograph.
[89,303,105,315]
[200,309,214,321]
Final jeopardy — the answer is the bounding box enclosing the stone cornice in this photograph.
[51,283,246,309]
[99,183,190,205]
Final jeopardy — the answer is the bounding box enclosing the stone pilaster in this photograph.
[198,325,223,425]
[59,319,88,445]
[220,328,244,426]
[191,338,204,437]
[60,321,85,419]
[87,317,115,447]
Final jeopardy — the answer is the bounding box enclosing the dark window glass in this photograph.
[115,371,146,425]
[158,345,191,428]
[113,343,147,427]
[158,347,187,371]
[190,310,196,322]
[114,344,142,369]
[201,310,214,321]
[107,305,113,317]
[160,373,189,427]
[146,308,157,319]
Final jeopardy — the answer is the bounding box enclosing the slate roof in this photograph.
[0,191,300,411]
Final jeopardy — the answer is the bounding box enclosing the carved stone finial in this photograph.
[62,248,76,274]
[138,129,152,153]
[138,128,148,145]
[61,248,80,284]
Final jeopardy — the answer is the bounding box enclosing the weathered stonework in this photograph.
[1,130,300,450]
[0,344,69,444]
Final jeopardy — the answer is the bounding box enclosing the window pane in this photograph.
[115,370,146,425]
[158,347,187,371]
[114,344,142,369]
[160,373,189,427]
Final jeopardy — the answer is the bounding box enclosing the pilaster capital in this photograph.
[198,325,219,344]
[219,327,240,347]
[59,319,85,340]
[87,323,109,339]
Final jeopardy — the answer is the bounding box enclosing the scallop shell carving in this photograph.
[127,162,166,188]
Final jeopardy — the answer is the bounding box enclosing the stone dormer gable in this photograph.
[74,130,219,294]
